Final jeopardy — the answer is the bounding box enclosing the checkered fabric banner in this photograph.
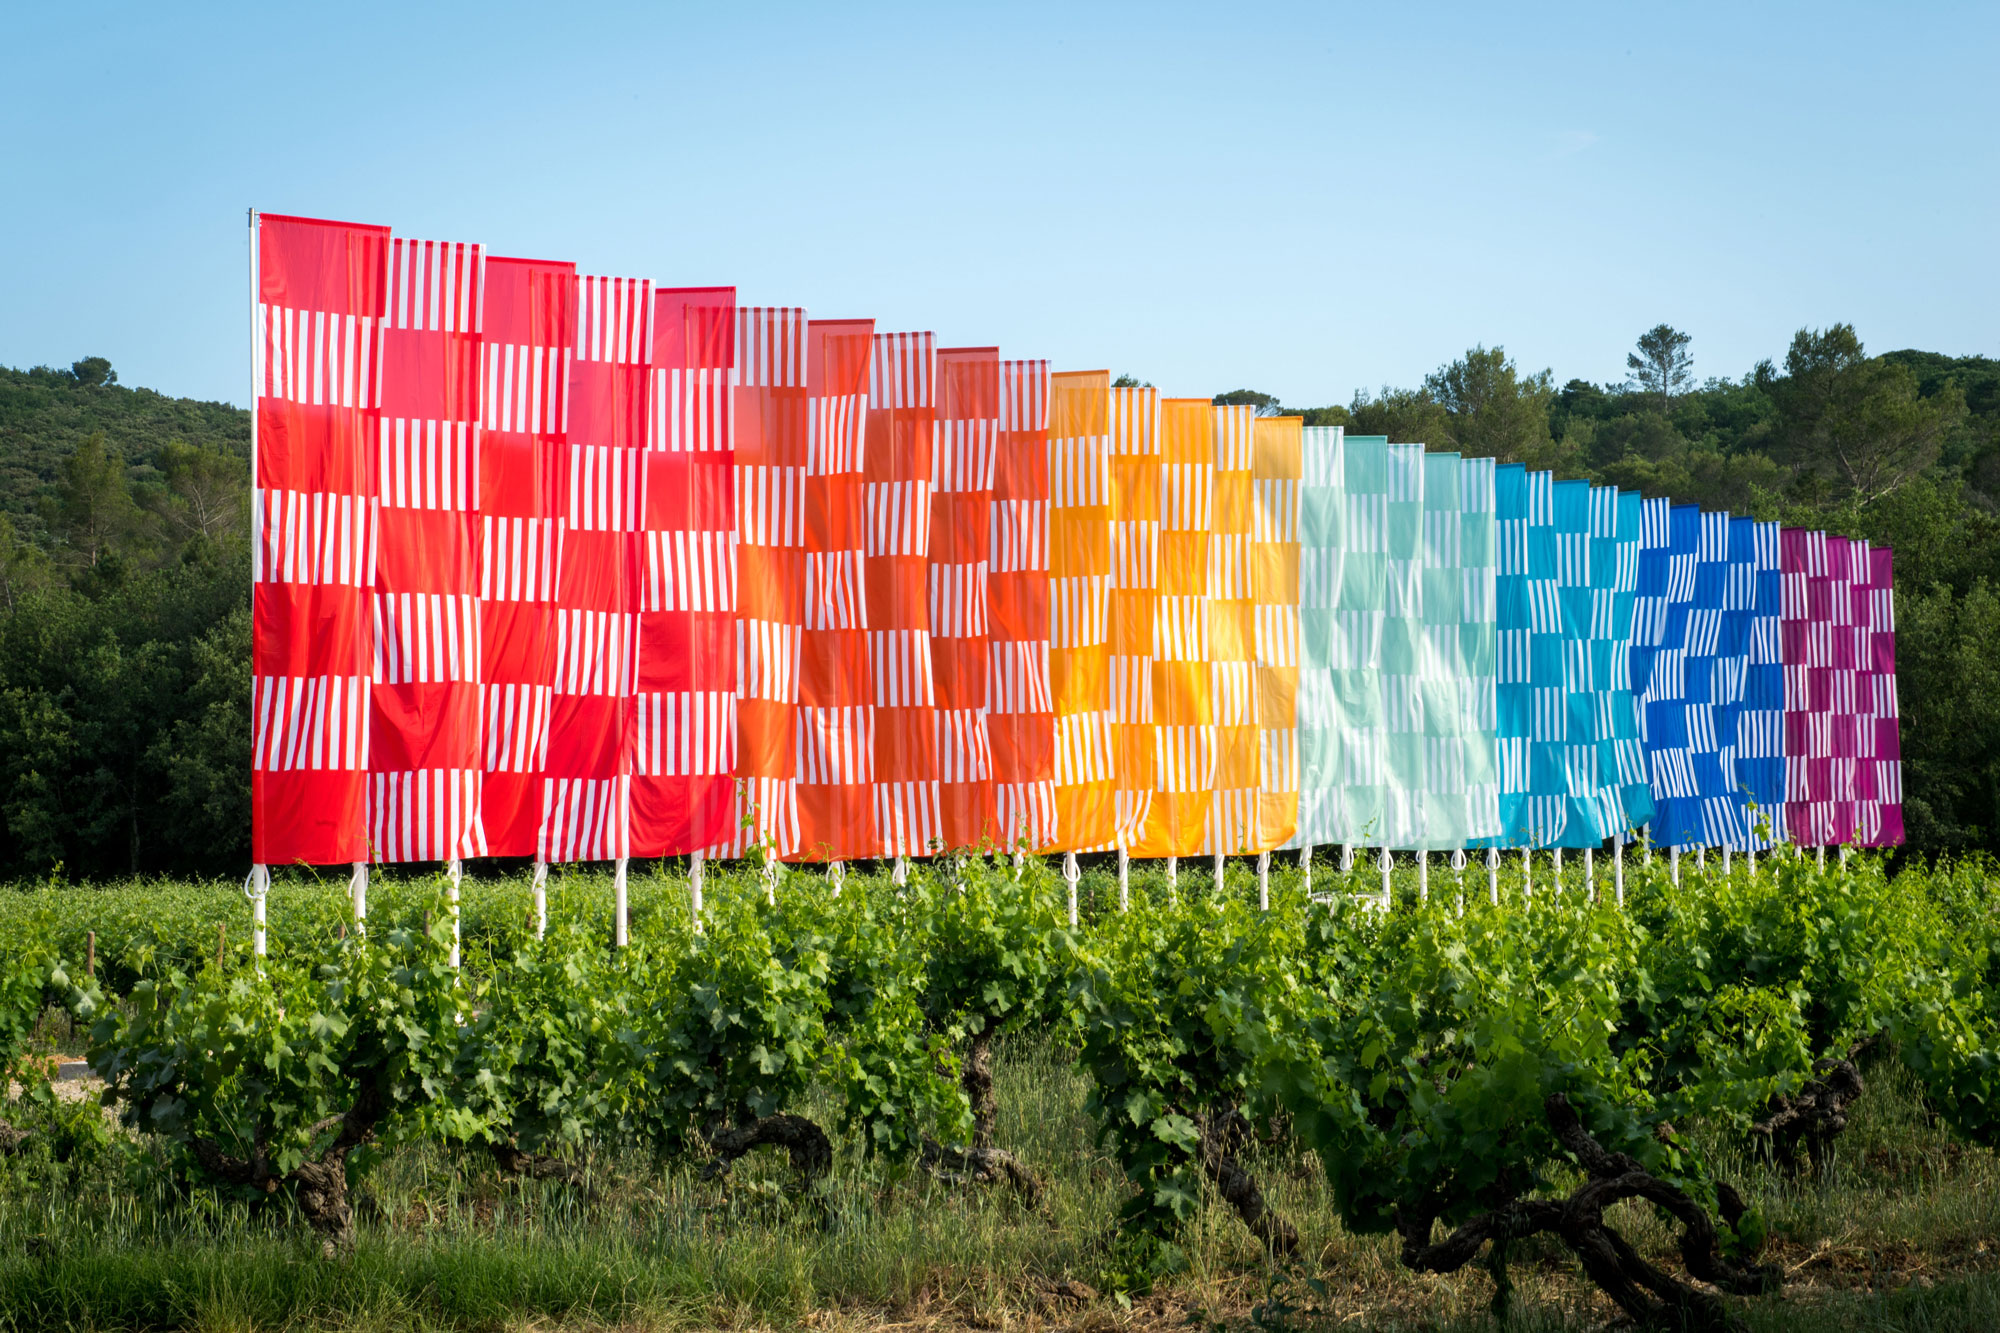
[1048,370,1113,851]
[1368,444,1497,849]
[1292,431,1391,847]
[251,214,387,865]
[868,331,941,857]
[989,358,1054,848]
[1251,415,1302,852]
[1784,533,1903,846]
[1729,517,1787,848]
[1206,404,1261,856]
[1539,479,1643,847]
[538,273,650,864]
[713,306,807,858]
[1604,487,1656,838]
[631,287,737,857]
[1289,426,1347,849]
[1133,398,1216,857]
[1855,543,1904,845]
[1634,504,1759,848]
[795,319,877,861]
[1108,384,1160,852]
[368,234,485,863]
[932,347,999,849]
[474,256,574,858]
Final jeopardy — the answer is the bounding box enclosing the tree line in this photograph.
[0,325,1995,878]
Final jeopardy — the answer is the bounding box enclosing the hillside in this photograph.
[0,359,247,542]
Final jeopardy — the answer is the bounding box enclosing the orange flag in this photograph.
[1048,370,1113,851]
[1252,415,1303,851]
[990,359,1055,849]
[1109,385,1161,851]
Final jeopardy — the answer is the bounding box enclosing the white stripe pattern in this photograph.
[252,675,370,771]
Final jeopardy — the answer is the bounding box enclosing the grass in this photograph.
[2,1030,1996,1332]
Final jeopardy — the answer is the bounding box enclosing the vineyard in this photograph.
[2,853,1999,1332]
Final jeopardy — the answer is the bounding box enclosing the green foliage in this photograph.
[1269,893,1674,1237]
[917,855,1071,1040]
[611,885,829,1153]
[1070,889,1302,1240]
[84,907,463,1186]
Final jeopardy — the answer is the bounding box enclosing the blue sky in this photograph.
[4,1,1994,408]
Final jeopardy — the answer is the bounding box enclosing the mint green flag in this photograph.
[1374,447,1498,848]
[1292,429,1387,846]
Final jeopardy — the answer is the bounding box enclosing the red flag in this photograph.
[933,347,1000,848]
[251,214,388,865]
[477,256,577,858]
[989,359,1055,849]
[540,275,649,862]
[368,236,485,863]
[631,287,739,855]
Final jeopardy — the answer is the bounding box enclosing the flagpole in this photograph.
[246,207,267,956]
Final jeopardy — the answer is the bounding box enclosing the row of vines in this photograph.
[3,852,1997,1331]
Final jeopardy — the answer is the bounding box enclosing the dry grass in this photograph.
[2,1037,1996,1332]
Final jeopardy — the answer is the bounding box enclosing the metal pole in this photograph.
[1522,845,1532,898]
[1696,844,1706,871]
[1451,848,1466,916]
[532,859,548,939]
[893,855,909,887]
[1816,844,1826,871]
[1212,849,1225,894]
[1417,849,1428,903]
[1378,847,1393,909]
[349,861,368,933]
[447,858,463,968]
[1256,851,1270,911]
[1583,847,1594,902]
[1339,843,1352,874]
[243,864,269,959]
[1165,855,1178,899]
[1552,846,1563,895]
[1062,851,1080,926]
[1671,844,1681,887]
[762,846,777,906]
[1487,846,1499,905]
[613,856,628,949]
[829,859,844,896]
[1747,844,1757,876]
[1117,847,1130,911]
[1299,843,1313,896]
[245,209,264,947]
[1721,844,1733,875]
[1614,840,1625,906]
[689,850,706,925]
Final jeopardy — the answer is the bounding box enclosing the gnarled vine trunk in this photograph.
[702,1113,833,1181]
[962,1026,996,1148]
[1199,1108,1298,1257]
[489,1142,589,1187]
[1754,1033,1878,1176]
[1398,1094,1779,1333]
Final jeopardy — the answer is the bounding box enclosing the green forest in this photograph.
[3,325,1997,880]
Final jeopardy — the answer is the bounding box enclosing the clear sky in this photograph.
[4,1,1995,409]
